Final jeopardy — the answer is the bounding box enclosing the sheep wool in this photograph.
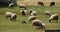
[31,11,36,16]
[32,19,45,29]
[49,14,58,23]
[9,3,14,7]
[10,13,17,21]
[5,11,13,18]
[28,16,37,21]
[49,14,58,20]
[45,11,51,16]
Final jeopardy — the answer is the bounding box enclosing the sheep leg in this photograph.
[49,20,51,23]
[55,20,58,23]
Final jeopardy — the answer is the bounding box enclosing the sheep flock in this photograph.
[3,7,59,30]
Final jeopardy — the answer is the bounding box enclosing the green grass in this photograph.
[0,6,60,32]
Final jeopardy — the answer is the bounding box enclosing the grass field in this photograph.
[0,6,60,32]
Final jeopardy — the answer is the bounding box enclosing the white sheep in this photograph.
[29,9,36,16]
[10,13,17,21]
[20,9,27,16]
[49,14,59,23]
[27,15,37,22]
[45,11,51,16]
[5,11,13,18]
[32,19,45,29]
[31,11,36,16]
[9,3,14,7]
[19,6,26,10]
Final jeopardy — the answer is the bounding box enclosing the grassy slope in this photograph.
[0,6,60,32]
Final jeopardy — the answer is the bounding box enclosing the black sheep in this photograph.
[50,2,55,6]
[38,2,44,6]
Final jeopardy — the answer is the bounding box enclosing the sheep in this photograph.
[20,8,27,16]
[38,2,44,6]
[45,11,51,16]
[27,15,37,22]
[10,13,17,21]
[29,9,36,16]
[50,2,55,6]
[9,3,14,8]
[22,20,27,23]
[49,14,59,23]
[5,11,13,19]
[19,6,26,10]
[21,10,25,16]
[32,19,45,29]
[31,11,36,16]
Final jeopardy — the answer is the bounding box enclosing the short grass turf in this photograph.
[0,6,60,32]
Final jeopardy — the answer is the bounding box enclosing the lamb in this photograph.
[10,13,17,21]
[32,19,45,29]
[49,14,59,23]
[5,11,13,18]
[45,11,51,16]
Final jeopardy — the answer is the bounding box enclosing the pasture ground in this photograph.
[0,6,60,32]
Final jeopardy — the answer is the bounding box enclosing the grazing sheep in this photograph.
[38,2,44,6]
[21,10,25,16]
[10,13,17,21]
[31,11,36,16]
[20,9,27,16]
[19,6,26,10]
[24,9,27,13]
[45,11,51,16]
[9,3,14,8]
[49,14,59,23]
[27,16,37,22]
[29,9,36,16]
[32,19,45,29]
[5,11,13,18]
[50,2,55,6]
[22,20,27,23]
